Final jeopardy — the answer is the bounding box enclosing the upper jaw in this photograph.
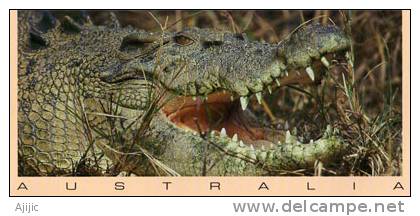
[191,24,350,99]
[107,24,350,102]
[229,52,350,111]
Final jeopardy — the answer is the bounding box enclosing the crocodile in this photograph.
[18,11,351,176]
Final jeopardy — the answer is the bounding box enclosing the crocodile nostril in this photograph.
[234,33,247,41]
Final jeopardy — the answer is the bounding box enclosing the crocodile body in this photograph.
[18,11,350,176]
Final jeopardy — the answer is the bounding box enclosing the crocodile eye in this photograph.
[173,34,194,46]
[120,33,157,53]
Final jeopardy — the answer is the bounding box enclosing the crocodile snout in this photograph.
[278,23,351,69]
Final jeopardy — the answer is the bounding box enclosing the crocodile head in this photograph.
[43,19,350,150]
[86,24,350,151]
[103,23,351,148]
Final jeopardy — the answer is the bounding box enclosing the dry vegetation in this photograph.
[52,10,402,176]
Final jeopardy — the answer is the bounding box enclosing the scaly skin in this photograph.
[18,11,350,176]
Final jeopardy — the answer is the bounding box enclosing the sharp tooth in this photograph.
[220,128,227,137]
[285,130,292,143]
[261,145,265,151]
[239,140,245,147]
[275,79,281,86]
[250,144,255,151]
[210,130,216,136]
[310,139,314,145]
[285,70,289,76]
[232,133,238,142]
[267,86,272,94]
[320,56,330,68]
[305,67,315,81]
[240,96,249,110]
[230,95,234,101]
[205,96,208,100]
[284,121,289,130]
[255,92,263,104]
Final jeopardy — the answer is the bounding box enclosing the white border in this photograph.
[1,2,418,216]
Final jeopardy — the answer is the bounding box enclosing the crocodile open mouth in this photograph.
[162,92,282,147]
[161,55,342,147]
